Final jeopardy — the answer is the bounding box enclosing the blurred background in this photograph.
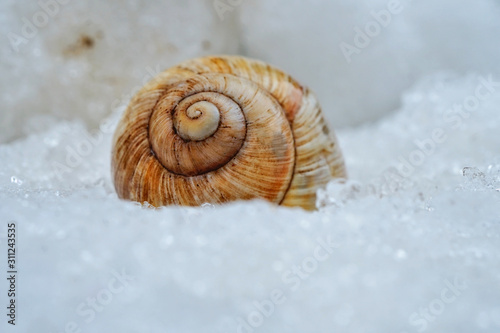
[2,0,500,143]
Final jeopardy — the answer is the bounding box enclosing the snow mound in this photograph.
[1,73,499,332]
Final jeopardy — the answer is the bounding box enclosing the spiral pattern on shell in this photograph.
[112,56,346,210]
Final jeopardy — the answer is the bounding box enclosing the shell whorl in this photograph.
[112,56,346,210]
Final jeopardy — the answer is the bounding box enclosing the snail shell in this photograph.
[111,56,346,210]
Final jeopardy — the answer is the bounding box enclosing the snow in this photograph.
[4,0,500,142]
[239,0,500,127]
[1,72,499,333]
[0,0,239,143]
[1,1,500,332]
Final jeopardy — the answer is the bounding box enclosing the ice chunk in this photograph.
[461,166,500,192]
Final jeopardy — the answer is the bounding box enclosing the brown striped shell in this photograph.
[111,55,346,210]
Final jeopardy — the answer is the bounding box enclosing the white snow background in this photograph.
[1,0,500,332]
